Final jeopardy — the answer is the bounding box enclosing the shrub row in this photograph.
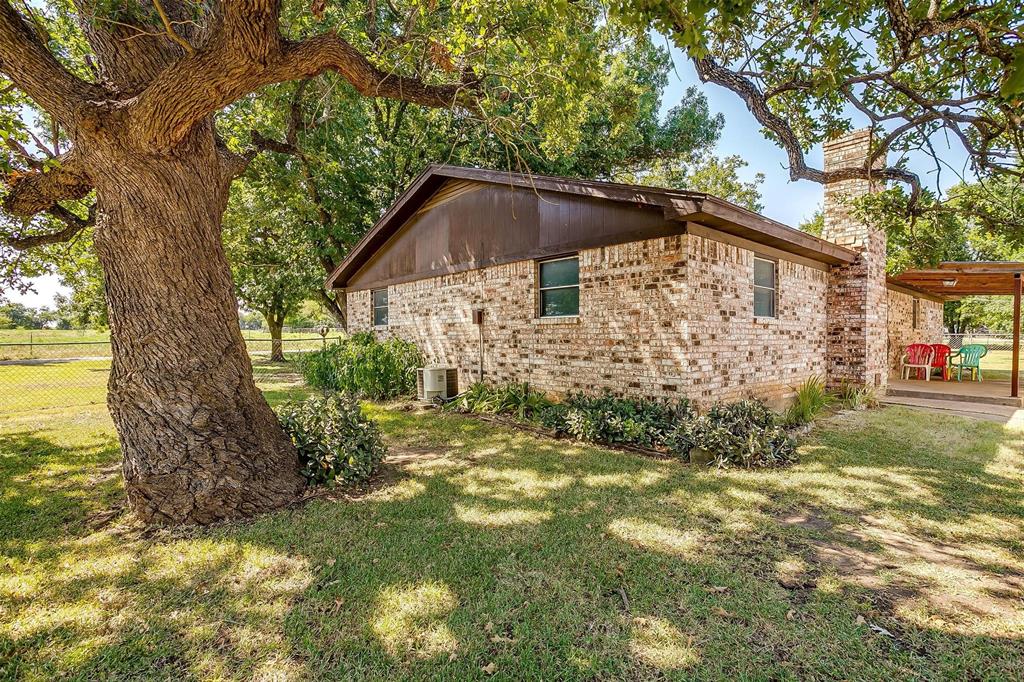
[297,332,421,399]
[445,381,798,468]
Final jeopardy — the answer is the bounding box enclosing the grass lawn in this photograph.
[1,391,1022,679]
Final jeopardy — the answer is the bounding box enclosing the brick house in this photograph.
[326,129,944,408]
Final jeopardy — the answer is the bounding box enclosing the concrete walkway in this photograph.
[880,394,1024,426]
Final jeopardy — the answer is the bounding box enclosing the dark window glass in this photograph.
[754,258,776,288]
[372,288,388,326]
[539,258,580,288]
[912,298,919,329]
[541,287,580,317]
[538,257,579,317]
[753,257,777,318]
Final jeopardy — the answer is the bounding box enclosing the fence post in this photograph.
[29,331,32,359]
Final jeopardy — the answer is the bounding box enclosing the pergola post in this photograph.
[1013,273,1021,399]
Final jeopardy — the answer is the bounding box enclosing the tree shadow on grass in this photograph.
[3,405,1024,680]
[0,430,122,560]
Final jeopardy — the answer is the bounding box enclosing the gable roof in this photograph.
[326,165,857,289]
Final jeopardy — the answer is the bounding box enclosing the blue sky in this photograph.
[10,45,971,309]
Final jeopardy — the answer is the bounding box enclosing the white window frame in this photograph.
[371,288,389,327]
[753,256,778,319]
[537,255,580,318]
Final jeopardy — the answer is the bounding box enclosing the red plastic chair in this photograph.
[901,343,935,381]
[929,344,953,381]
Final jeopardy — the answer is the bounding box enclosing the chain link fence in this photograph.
[943,333,1015,351]
[0,336,336,415]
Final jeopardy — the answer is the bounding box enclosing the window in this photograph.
[538,256,579,317]
[753,257,777,318]
[912,298,920,329]
[372,288,389,326]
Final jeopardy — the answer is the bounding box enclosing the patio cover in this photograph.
[889,262,1023,397]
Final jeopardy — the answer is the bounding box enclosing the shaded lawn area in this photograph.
[1,396,1022,680]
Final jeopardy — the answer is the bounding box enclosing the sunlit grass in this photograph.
[1,393,1022,679]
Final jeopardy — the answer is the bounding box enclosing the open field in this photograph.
[1,373,1022,679]
[0,329,339,344]
[0,359,308,414]
[0,335,340,362]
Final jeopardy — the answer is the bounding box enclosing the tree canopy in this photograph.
[610,0,1024,218]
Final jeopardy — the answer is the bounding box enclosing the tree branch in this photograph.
[5,202,95,250]
[3,152,92,217]
[0,1,105,126]
[692,56,922,206]
[129,4,477,150]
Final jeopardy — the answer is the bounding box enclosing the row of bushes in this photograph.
[283,330,868,482]
[446,381,798,468]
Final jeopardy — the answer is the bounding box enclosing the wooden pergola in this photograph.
[890,262,1023,398]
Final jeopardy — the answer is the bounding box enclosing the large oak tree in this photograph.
[0,0,605,524]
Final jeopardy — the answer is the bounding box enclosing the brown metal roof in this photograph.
[890,262,1024,298]
[326,164,858,289]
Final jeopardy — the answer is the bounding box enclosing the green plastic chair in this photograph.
[951,344,987,382]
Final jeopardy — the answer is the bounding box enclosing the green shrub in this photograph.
[785,375,832,425]
[554,391,693,449]
[834,382,879,410]
[668,399,796,468]
[278,393,387,485]
[297,332,421,399]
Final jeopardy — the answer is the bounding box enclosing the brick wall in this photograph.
[821,129,889,390]
[347,231,828,408]
[886,288,945,372]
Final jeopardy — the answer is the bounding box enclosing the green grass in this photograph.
[1,386,1023,679]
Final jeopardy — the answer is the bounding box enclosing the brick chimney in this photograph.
[820,129,888,389]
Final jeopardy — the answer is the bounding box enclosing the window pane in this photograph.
[540,258,579,288]
[373,305,388,326]
[753,259,775,288]
[753,287,775,317]
[372,288,388,307]
[541,287,579,317]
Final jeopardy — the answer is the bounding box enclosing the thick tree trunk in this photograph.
[92,122,304,525]
[268,314,285,362]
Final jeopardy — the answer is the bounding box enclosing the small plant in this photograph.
[668,399,796,468]
[834,382,879,410]
[278,394,387,485]
[785,375,832,425]
[445,382,553,421]
[297,332,421,399]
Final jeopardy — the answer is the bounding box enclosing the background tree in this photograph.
[222,155,326,360]
[0,0,618,524]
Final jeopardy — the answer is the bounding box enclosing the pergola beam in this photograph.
[1013,273,1021,399]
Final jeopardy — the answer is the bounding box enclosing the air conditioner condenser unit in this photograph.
[416,367,458,401]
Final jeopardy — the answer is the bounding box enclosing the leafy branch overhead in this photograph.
[0,0,609,248]
[611,0,1024,213]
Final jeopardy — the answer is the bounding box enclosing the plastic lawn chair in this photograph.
[950,344,987,382]
[901,343,934,381]
[929,344,953,381]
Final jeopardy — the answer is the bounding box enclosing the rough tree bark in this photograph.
[94,120,304,523]
[0,0,473,524]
